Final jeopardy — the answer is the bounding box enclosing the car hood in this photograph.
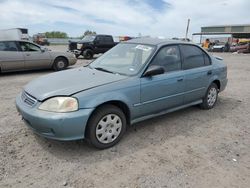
[24,67,127,101]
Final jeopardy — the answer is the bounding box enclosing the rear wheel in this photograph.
[200,83,218,109]
[53,57,68,71]
[86,105,126,149]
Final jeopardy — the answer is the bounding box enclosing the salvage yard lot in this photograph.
[0,46,250,188]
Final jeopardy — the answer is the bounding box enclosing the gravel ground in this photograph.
[0,46,250,188]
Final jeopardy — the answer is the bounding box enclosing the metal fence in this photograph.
[47,38,74,45]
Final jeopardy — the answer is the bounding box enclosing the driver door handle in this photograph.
[26,53,31,56]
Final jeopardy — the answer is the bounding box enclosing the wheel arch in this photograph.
[84,100,131,138]
[212,79,221,91]
[81,46,94,54]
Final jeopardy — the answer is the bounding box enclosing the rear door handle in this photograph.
[177,78,183,82]
[207,70,212,75]
[26,53,31,56]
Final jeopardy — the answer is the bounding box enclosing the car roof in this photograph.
[125,37,191,46]
[0,40,33,42]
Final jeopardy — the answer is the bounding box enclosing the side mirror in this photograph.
[40,47,47,52]
[143,65,164,77]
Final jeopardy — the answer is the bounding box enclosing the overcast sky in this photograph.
[0,0,249,38]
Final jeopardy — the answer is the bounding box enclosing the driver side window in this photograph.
[19,42,41,52]
[150,45,181,73]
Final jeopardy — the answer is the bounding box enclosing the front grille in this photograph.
[21,91,37,107]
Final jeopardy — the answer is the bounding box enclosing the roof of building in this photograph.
[193,24,250,38]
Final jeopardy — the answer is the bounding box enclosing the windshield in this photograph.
[82,35,96,42]
[89,43,155,76]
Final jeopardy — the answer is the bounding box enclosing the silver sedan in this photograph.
[0,40,77,72]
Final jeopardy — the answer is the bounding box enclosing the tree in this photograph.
[79,30,97,38]
[45,31,68,38]
[84,30,96,36]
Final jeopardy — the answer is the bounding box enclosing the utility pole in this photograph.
[185,18,190,41]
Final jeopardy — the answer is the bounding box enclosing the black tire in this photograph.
[53,57,68,71]
[86,105,127,149]
[200,83,218,109]
[75,54,80,59]
[83,49,94,59]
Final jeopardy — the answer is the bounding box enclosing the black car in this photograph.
[69,35,118,59]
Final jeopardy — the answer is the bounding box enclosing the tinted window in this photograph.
[204,53,211,66]
[150,45,181,72]
[0,41,18,51]
[19,42,41,52]
[104,36,113,43]
[181,45,210,69]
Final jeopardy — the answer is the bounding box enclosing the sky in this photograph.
[0,0,250,38]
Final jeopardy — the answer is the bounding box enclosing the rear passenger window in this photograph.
[180,45,210,69]
[150,45,181,73]
[0,41,18,51]
[204,53,211,66]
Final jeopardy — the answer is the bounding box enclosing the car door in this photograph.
[139,45,185,116]
[0,41,25,72]
[93,36,106,53]
[103,36,114,52]
[18,41,52,70]
[179,44,213,104]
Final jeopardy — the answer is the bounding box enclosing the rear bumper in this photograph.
[16,94,93,141]
[220,78,228,92]
[68,57,77,66]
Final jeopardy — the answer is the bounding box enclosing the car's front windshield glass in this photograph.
[89,43,155,76]
[82,35,96,41]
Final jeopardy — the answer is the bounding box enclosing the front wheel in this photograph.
[200,83,218,109]
[83,49,94,59]
[86,105,127,149]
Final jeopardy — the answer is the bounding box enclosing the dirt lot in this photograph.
[0,46,250,188]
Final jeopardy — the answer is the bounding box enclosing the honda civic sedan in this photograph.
[16,38,228,149]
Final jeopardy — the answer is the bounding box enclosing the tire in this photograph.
[83,49,94,59]
[75,54,80,59]
[53,57,68,71]
[86,105,127,149]
[200,83,218,109]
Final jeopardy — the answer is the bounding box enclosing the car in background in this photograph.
[230,42,250,53]
[208,40,230,52]
[0,40,76,73]
[33,33,50,46]
[16,38,227,149]
[68,35,118,59]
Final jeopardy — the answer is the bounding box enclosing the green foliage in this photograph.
[79,30,97,38]
[45,31,68,38]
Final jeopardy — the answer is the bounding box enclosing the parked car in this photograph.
[209,42,230,52]
[16,38,228,149]
[68,34,118,59]
[33,33,50,46]
[0,40,76,73]
[230,42,250,53]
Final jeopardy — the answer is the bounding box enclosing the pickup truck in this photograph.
[68,35,118,59]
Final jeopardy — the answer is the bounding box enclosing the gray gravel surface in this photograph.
[0,46,249,188]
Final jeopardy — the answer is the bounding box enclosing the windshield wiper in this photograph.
[94,67,114,74]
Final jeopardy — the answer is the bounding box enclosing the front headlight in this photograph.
[38,97,78,112]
